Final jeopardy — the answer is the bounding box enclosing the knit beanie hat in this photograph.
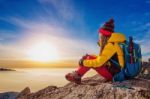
[99,18,114,36]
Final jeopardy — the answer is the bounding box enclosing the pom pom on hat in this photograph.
[99,18,114,36]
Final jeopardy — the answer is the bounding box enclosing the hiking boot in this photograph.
[65,71,81,84]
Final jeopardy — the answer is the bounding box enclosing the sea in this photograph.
[0,68,97,92]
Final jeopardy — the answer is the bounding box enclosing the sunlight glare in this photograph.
[27,42,59,62]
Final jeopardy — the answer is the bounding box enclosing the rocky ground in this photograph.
[16,63,150,99]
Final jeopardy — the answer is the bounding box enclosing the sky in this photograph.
[0,0,150,68]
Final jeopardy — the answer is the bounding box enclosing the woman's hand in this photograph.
[79,54,88,66]
[79,54,97,66]
[79,58,84,66]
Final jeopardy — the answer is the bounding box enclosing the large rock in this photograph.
[16,87,30,99]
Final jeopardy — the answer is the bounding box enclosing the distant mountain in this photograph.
[0,68,16,71]
[0,92,18,99]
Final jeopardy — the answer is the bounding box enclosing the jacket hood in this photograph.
[107,33,126,43]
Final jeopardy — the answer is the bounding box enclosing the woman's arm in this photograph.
[83,43,116,67]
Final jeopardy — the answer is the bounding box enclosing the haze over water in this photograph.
[0,68,96,92]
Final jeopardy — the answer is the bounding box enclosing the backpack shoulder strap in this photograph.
[119,43,130,55]
[110,59,121,68]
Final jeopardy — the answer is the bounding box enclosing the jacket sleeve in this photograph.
[83,43,116,68]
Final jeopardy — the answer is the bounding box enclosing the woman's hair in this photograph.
[99,34,111,54]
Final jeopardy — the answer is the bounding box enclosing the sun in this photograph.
[27,42,59,62]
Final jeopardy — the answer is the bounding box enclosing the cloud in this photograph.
[0,0,97,61]
[0,43,27,60]
[19,19,98,59]
[146,0,150,4]
[135,23,150,61]
[0,31,16,41]
[0,17,98,61]
[38,0,83,22]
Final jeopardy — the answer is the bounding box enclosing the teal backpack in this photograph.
[111,37,142,82]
